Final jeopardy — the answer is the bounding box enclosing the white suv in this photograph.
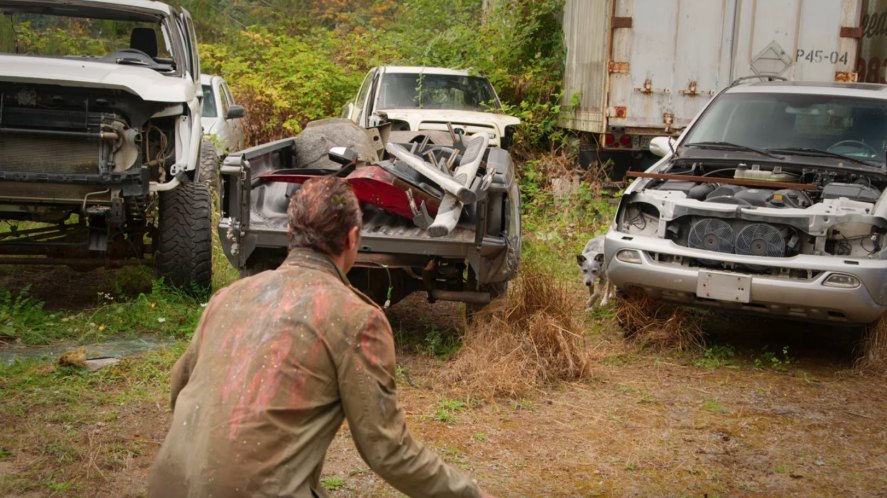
[200,74,245,156]
[0,0,214,293]
[343,66,520,149]
[606,81,887,326]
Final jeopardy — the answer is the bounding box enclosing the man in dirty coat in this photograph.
[148,176,488,497]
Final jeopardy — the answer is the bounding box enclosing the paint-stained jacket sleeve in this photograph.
[168,288,223,410]
[337,308,481,498]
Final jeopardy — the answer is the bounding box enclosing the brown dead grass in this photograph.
[614,289,705,352]
[437,265,593,399]
[855,316,887,374]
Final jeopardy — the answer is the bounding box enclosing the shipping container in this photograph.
[561,0,864,174]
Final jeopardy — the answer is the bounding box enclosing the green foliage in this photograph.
[321,475,345,491]
[754,346,793,370]
[0,286,54,345]
[0,281,203,346]
[199,28,368,144]
[432,397,466,423]
[520,161,616,278]
[421,327,461,357]
[693,344,737,369]
[4,18,119,56]
[187,0,567,155]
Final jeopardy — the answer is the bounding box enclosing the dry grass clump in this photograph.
[854,317,887,374]
[438,265,592,399]
[614,289,705,352]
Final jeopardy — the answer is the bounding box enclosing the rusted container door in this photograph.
[609,0,732,131]
[559,0,610,133]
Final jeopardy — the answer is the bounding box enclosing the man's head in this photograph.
[288,176,362,270]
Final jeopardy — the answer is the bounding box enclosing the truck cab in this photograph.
[343,66,521,149]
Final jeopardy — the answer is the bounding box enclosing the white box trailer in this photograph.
[561,0,863,172]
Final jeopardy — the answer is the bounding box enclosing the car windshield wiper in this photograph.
[114,56,149,66]
[767,147,879,167]
[683,141,784,160]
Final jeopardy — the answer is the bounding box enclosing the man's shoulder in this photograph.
[278,263,382,311]
[347,285,383,311]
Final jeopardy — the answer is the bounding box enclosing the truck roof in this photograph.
[0,0,178,21]
[380,66,473,77]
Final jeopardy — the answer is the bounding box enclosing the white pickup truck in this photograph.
[342,66,521,149]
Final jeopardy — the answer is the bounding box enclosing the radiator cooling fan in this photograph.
[688,218,734,253]
[735,223,785,257]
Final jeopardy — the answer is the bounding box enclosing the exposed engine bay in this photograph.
[617,158,887,271]
[0,82,181,222]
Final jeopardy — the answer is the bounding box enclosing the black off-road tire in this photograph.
[198,137,220,194]
[156,181,213,296]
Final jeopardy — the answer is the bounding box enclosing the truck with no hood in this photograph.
[0,0,215,292]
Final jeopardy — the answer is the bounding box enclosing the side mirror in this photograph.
[328,146,358,166]
[226,104,245,120]
[649,136,675,157]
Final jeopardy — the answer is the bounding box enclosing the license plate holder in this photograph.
[696,271,751,303]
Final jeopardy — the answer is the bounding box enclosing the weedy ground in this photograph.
[1,159,886,497]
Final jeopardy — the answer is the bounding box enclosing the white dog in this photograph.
[576,235,614,310]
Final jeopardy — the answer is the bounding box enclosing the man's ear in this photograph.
[347,225,360,250]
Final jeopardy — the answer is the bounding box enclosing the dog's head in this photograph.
[576,251,605,287]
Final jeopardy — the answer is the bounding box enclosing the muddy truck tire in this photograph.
[156,182,213,295]
[198,137,221,194]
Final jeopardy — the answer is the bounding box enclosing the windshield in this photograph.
[0,11,176,72]
[681,92,887,163]
[376,73,500,111]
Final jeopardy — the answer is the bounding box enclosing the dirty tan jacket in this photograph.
[148,248,481,498]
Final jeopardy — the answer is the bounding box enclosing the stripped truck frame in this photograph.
[218,119,521,308]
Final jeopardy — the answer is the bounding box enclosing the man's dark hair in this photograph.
[287,176,362,255]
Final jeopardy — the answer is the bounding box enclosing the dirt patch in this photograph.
[1,284,886,496]
[0,265,152,311]
[321,328,887,497]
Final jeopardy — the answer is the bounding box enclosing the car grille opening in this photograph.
[648,251,822,280]
[0,134,99,174]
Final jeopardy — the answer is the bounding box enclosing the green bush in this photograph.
[191,0,568,156]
